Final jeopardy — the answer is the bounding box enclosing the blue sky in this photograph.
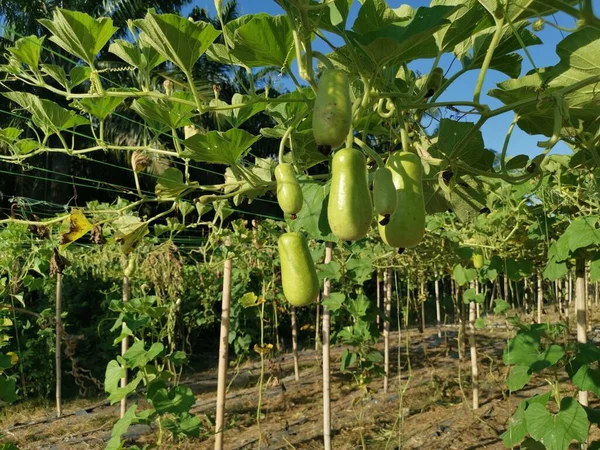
[185,0,576,158]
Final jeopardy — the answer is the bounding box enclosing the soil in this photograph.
[2,318,599,450]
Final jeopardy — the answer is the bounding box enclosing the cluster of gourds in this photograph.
[276,68,428,307]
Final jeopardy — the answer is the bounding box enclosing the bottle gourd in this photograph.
[378,151,425,249]
[373,167,397,225]
[327,148,372,241]
[312,69,352,153]
[275,163,303,218]
[278,232,319,307]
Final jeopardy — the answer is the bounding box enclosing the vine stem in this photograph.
[473,14,505,104]
[278,126,294,163]
[313,51,334,70]
[353,136,385,168]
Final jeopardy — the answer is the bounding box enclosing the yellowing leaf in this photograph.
[300,324,311,331]
[6,352,18,365]
[59,209,93,249]
[253,343,273,356]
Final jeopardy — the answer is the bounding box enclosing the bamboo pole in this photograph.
[376,271,381,329]
[214,256,233,450]
[537,272,543,324]
[384,268,392,393]
[291,307,299,381]
[576,258,588,409]
[322,242,333,450]
[435,279,441,338]
[470,281,479,410]
[55,272,63,418]
[315,294,320,351]
[120,272,130,418]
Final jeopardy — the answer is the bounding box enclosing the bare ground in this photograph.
[1,319,599,449]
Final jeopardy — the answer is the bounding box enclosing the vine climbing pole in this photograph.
[55,271,63,418]
[435,279,441,338]
[322,242,333,450]
[314,294,320,351]
[576,258,588,409]
[376,271,381,329]
[291,306,299,381]
[215,252,233,450]
[537,272,543,324]
[383,268,392,393]
[470,281,479,410]
[120,266,130,419]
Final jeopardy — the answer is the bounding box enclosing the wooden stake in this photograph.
[55,272,63,418]
[376,271,381,329]
[576,258,588,408]
[537,272,543,324]
[291,307,299,381]
[435,279,441,338]
[120,272,130,419]
[470,281,479,410]
[384,268,392,393]
[215,256,232,450]
[322,242,333,450]
[314,294,320,351]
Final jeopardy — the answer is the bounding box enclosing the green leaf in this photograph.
[557,217,600,260]
[0,376,17,403]
[493,299,510,314]
[340,348,358,372]
[317,261,342,283]
[590,255,600,282]
[507,365,532,391]
[352,0,398,35]
[505,154,530,171]
[39,9,117,66]
[347,294,370,319]
[155,167,199,199]
[112,216,149,255]
[567,343,600,397]
[75,93,124,121]
[3,92,89,137]
[452,264,476,286]
[70,66,91,88]
[8,35,44,68]
[135,12,220,73]
[438,120,489,169]
[286,180,335,241]
[229,14,293,68]
[346,257,374,285]
[106,403,138,450]
[109,38,166,72]
[148,381,195,415]
[432,0,483,52]
[525,397,589,450]
[501,400,528,447]
[130,92,195,131]
[183,129,260,165]
[322,292,345,313]
[503,331,564,371]
[41,64,69,88]
[474,317,486,329]
[122,340,164,369]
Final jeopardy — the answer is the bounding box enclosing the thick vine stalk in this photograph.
[322,242,333,450]
[215,255,233,450]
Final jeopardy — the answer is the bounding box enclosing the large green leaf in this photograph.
[183,129,260,165]
[135,12,220,73]
[229,14,294,68]
[507,365,532,391]
[155,167,200,199]
[105,403,138,450]
[525,397,589,450]
[130,91,195,131]
[122,341,164,369]
[456,21,541,78]
[503,330,564,371]
[39,9,117,66]
[286,179,335,242]
[566,343,600,397]
[147,381,195,415]
[109,37,166,72]
[432,0,483,52]
[8,35,44,68]
[0,376,17,403]
[452,263,476,286]
[3,92,89,137]
[75,93,124,121]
